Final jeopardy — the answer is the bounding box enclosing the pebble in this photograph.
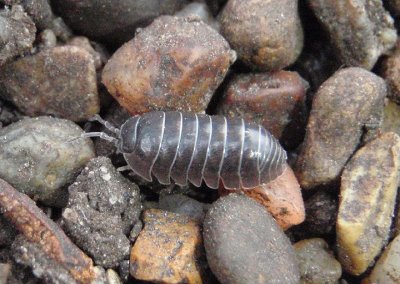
[61,157,141,268]
[67,36,105,70]
[0,5,36,66]
[0,178,96,283]
[22,0,54,30]
[51,0,189,45]
[130,209,209,283]
[308,0,397,70]
[203,193,300,284]
[219,0,303,71]
[337,132,400,275]
[382,99,400,136]
[295,67,386,189]
[364,234,400,283]
[0,45,100,122]
[158,193,207,222]
[175,2,219,30]
[244,166,305,230]
[102,15,235,115]
[298,191,338,237]
[382,40,400,104]
[0,116,95,206]
[294,238,342,284]
[219,71,308,149]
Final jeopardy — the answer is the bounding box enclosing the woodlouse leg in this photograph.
[89,114,120,135]
[117,165,131,172]
[81,132,118,144]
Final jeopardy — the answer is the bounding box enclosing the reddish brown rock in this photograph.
[0,46,99,122]
[0,178,96,283]
[219,71,308,149]
[244,166,305,230]
[130,209,209,283]
[102,15,236,115]
[295,67,386,189]
[219,0,303,71]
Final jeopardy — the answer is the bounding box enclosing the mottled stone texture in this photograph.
[102,16,235,115]
[308,0,397,69]
[295,67,386,189]
[337,132,400,275]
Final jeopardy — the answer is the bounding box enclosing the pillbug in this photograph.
[84,111,287,190]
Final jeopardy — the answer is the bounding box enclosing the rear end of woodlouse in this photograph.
[114,111,287,190]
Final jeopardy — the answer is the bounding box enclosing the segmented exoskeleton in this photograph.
[85,111,287,190]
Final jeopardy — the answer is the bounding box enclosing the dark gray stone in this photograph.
[203,193,300,284]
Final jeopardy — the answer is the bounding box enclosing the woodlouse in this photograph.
[85,111,287,190]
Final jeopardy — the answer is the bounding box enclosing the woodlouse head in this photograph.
[118,116,140,153]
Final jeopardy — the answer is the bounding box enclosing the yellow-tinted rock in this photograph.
[337,132,400,275]
[244,166,305,230]
[363,234,400,283]
[382,99,400,136]
[130,209,207,283]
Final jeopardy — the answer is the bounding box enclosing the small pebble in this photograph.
[52,0,189,45]
[382,99,400,136]
[300,191,338,237]
[295,67,386,189]
[106,269,122,284]
[102,15,235,114]
[175,2,219,30]
[0,116,95,206]
[61,157,141,268]
[203,193,300,284]
[67,36,105,70]
[294,238,342,284]
[158,193,207,222]
[364,234,400,283]
[308,0,397,69]
[219,0,303,71]
[22,0,54,30]
[130,209,209,283]
[244,166,305,230]
[0,5,36,66]
[337,132,400,275]
[219,70,308,149]
[0,45,100,121]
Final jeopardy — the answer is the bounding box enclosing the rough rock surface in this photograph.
[62,157,141,268]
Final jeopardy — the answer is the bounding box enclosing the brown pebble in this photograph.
[295,67,386,189]
[382,99,400,137]
[219,71,308,149]
[102,15,235,115]
[130,209,209,283]
[244,166,305,230]
[0,46,99,122]
[0,178,95,283]
[219,0,303,71]
[308,0,397,70]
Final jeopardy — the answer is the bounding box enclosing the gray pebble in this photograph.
[61,157,141,268]
[203,193,300,284]
[0,5,36,66]
[294,238,342,284]
[51,0,189,45]
[0,116,95,207]
[158,193,207,222]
